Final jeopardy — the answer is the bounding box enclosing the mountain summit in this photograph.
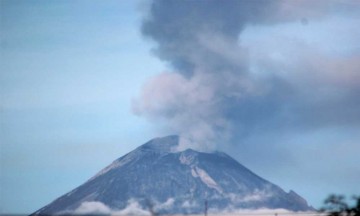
[33,135,313,215]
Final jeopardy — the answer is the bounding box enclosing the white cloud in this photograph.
[207,208,320,216]
[227,190,272,203]
[72,200,151,216]
[154,198,175,211]
[113,200,150,216]
[74,201,111,215]
[181,200,198,209]
[71,199,319,216]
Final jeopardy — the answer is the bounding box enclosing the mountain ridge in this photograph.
[33,135,314,215]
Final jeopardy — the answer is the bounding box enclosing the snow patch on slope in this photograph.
[191,166,222,193]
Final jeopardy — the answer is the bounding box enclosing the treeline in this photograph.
[321,194,360,216]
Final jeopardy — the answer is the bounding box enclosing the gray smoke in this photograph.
[133,0,360,151]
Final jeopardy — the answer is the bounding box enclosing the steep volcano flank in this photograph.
[33,135,313,215]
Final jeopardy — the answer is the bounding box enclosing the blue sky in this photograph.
[1,0,163,213]
[1,0,359,214]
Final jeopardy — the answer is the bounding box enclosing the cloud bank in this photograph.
[72,200,318,216]
[133,0,360,150]
[73,200,151,216]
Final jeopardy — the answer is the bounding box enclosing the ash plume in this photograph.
[133,0,360,151]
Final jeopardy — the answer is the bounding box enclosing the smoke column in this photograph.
[133,0,360,151]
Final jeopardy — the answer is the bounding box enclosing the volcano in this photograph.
[33,135,313,215]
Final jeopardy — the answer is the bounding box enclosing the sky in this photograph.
[1,0,360,214]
